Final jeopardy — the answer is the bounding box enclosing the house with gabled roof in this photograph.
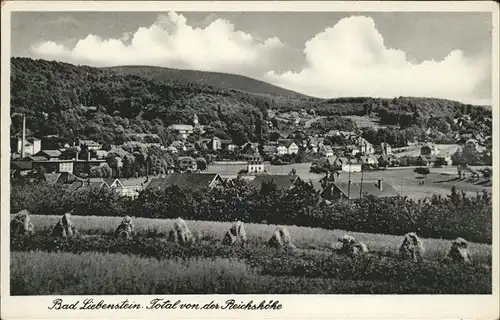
[220,139,237,151]
[380,142,392,155]
[104,178,125,188]
[359,155,379,167]
[79,139,102,150]
[146,173,223,192]
[168,124,194,139]
[35,150,62,160]
[43,172,82,186]
[324,179,399,200]
[10,161,33,176]
[67,178,110,193]
[262,144,278,156]
[277,139,299,155]
[249,174,301,193]
[117,177,151,198]
[178,156,197,172]
[320,145,334,157]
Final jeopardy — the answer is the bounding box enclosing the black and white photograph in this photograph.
[1,1,499,319]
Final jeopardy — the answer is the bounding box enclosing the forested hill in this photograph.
[106,65,311,99]
[11,57,304,146]
[10,57,491,148]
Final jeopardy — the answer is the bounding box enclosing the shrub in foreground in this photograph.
[10,180,492,244]
[11,250,491,295]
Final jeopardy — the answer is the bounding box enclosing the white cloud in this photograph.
[31,12,284,76]
[31,14,489,104]
[264,16,489,104]
[32,41,67,56]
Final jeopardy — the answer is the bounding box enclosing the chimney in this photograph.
[87,152,91,161]
[76,151,79,160]
[378,179,383,191]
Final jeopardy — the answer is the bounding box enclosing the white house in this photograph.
[79,139,102,150]
[320,145,334,157]
[348,146,361,156]
[12,137,41,156]
[247,155,265,174]
[358,138,374,155]
[168,124,194,139]
[278,140,299,155]
[209,137,222,150]
[287,141,299,155]
[277,145,288,155]
[342,162,362,173]
[380,142,392,155]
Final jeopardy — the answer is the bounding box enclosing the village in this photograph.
[10,110,492,202]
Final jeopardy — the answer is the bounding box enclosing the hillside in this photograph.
[10,57,492,149]
[10,57,291,146]
[107,65,312,100]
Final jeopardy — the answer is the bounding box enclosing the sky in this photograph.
[11,11,493,105]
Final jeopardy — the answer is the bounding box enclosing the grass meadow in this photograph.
[16,214,492,262]
[10,214,492,295]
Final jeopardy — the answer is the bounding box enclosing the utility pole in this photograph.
[21,114,26,159]
[359,164,364,199]
[347,160,352,199]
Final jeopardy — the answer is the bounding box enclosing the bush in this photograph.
[10,179,492,244]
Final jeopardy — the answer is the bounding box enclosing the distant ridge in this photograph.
[105,65,313,99]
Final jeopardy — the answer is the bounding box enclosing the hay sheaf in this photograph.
[399,232,425,262]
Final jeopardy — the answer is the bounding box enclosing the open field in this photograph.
[392,144,461,157]
[207,163,491,199]
[12,215,492,263]
[11,215,492,294]
[345,115,383,129]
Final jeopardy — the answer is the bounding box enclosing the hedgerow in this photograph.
[10,179,492,243]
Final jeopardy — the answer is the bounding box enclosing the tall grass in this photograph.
[11,250,491,295]
[17,214,492,263]
[11,251,256,295]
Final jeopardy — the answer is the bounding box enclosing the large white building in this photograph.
[11,137,41,156]
[168,124,194,139]
[247,155,265,174]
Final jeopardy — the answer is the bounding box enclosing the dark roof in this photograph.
[250,175,299,191]
[263,145,277,152]
[11,161,32,170]
[27,155,48,161]
[378,154,397,161]
[38,150,62,158]
[419,155,437,162]
[68,179,108,192]
[331,181,399,199]
[278,139,296,148]
[145,173,221,192]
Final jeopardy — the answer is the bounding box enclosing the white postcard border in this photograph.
[1,1,499,319]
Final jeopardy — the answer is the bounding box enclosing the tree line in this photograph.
[11,178,492,244]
